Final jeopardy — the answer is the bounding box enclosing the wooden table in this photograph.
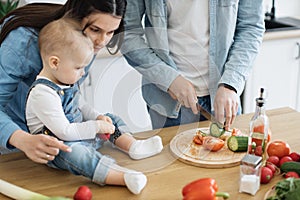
[1,107,299,200]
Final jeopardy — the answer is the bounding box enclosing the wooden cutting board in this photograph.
[170,127,246,168]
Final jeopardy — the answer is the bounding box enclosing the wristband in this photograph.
[219,83,237,93]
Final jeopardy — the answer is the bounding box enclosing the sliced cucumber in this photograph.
[210,123,225,138]
[227,136,248,152]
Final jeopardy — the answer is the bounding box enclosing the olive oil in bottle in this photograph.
[248,88,269,163]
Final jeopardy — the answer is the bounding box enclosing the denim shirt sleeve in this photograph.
[0,26,41,149]
[121,0,179,92]
[217,0,265,95]
[0,47,24,148]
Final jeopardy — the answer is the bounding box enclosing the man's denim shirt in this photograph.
[121,0,265,118]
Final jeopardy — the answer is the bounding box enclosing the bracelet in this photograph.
[219,83,237,93]
[109,126,122,144]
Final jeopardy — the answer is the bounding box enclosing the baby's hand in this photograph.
[96,120,115,134]
[96,119,115,141]
[96,115,113,124]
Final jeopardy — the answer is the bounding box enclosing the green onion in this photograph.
[0,179,71,200]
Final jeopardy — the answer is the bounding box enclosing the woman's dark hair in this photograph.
[0,0,126,54]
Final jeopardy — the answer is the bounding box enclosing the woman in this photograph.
[0,0,125,163]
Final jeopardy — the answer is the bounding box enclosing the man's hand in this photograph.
[168,75,198,114]
[213,85,239,130]
[9,130,71,164]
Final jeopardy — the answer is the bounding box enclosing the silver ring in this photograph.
[46,154,50,159]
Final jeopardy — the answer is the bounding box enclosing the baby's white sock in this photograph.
[129,136,163,160]
[124,172,147,195]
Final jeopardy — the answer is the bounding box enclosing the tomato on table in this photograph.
[267,140,291,158]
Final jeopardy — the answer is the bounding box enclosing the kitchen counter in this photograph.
[264,29,300,41]
[0,107,299,199]
[264,16,300,41]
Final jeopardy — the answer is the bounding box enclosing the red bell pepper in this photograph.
[182,178,229,200]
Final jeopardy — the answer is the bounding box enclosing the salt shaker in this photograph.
[239,154,262,195]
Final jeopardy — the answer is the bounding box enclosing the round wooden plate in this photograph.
[170,127,246,168]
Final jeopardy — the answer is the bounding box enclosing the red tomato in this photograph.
[279,156,293,167]
[289,152,300,162]
[266,163,276,175]
[193,135,203,145]
[267,156,280,167]
[98,133,111,141]
[267,141,291,158]
[202,136,225,152]
[74,186,92,200]
[255,146,263,156]
[284,171,300,179]
[261,166,273,184]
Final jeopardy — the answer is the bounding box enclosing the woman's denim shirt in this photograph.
[121,0,265,118]
[0,25,93,149]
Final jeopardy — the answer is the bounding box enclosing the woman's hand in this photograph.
[9,130,72,164]
[213,85,239,130]
[168,75,198,114]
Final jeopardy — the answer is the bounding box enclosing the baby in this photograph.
[25,17,163,194]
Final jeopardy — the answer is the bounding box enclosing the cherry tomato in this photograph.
[74,186,92,200]
[284,171,300,179]
[98,133,111,141]
[267,140,291,158]
[266,163,276,176]
[279,156,293,167]
[289,152,300,162]
[254,146,263,156]
[267,156,280,167]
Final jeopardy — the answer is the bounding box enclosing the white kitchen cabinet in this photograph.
[243,37,300,113]
[81,55,152,133]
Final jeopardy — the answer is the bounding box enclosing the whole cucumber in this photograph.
[280,161,300,175]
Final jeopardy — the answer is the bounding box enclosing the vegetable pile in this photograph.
[261,140,300,184]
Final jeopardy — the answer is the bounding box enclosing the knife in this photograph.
[196,103,225,129]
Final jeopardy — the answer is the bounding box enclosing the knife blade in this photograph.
[196,103,224,129]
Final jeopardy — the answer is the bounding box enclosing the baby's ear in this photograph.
[49,56,60,70]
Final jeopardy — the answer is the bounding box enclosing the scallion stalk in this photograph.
[0,179,71,200]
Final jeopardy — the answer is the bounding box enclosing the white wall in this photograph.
[81,55,152,134]
[264,0,300,18]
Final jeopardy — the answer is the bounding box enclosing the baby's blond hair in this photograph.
[39,17,93,60]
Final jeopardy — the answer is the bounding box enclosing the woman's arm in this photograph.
[0,26,71,163]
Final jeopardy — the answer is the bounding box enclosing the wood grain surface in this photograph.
[0,107,299,200]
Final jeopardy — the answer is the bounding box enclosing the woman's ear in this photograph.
[49,56,60,70]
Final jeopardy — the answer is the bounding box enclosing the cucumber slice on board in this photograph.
[210,123,225,137]
[227,136,248,152]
